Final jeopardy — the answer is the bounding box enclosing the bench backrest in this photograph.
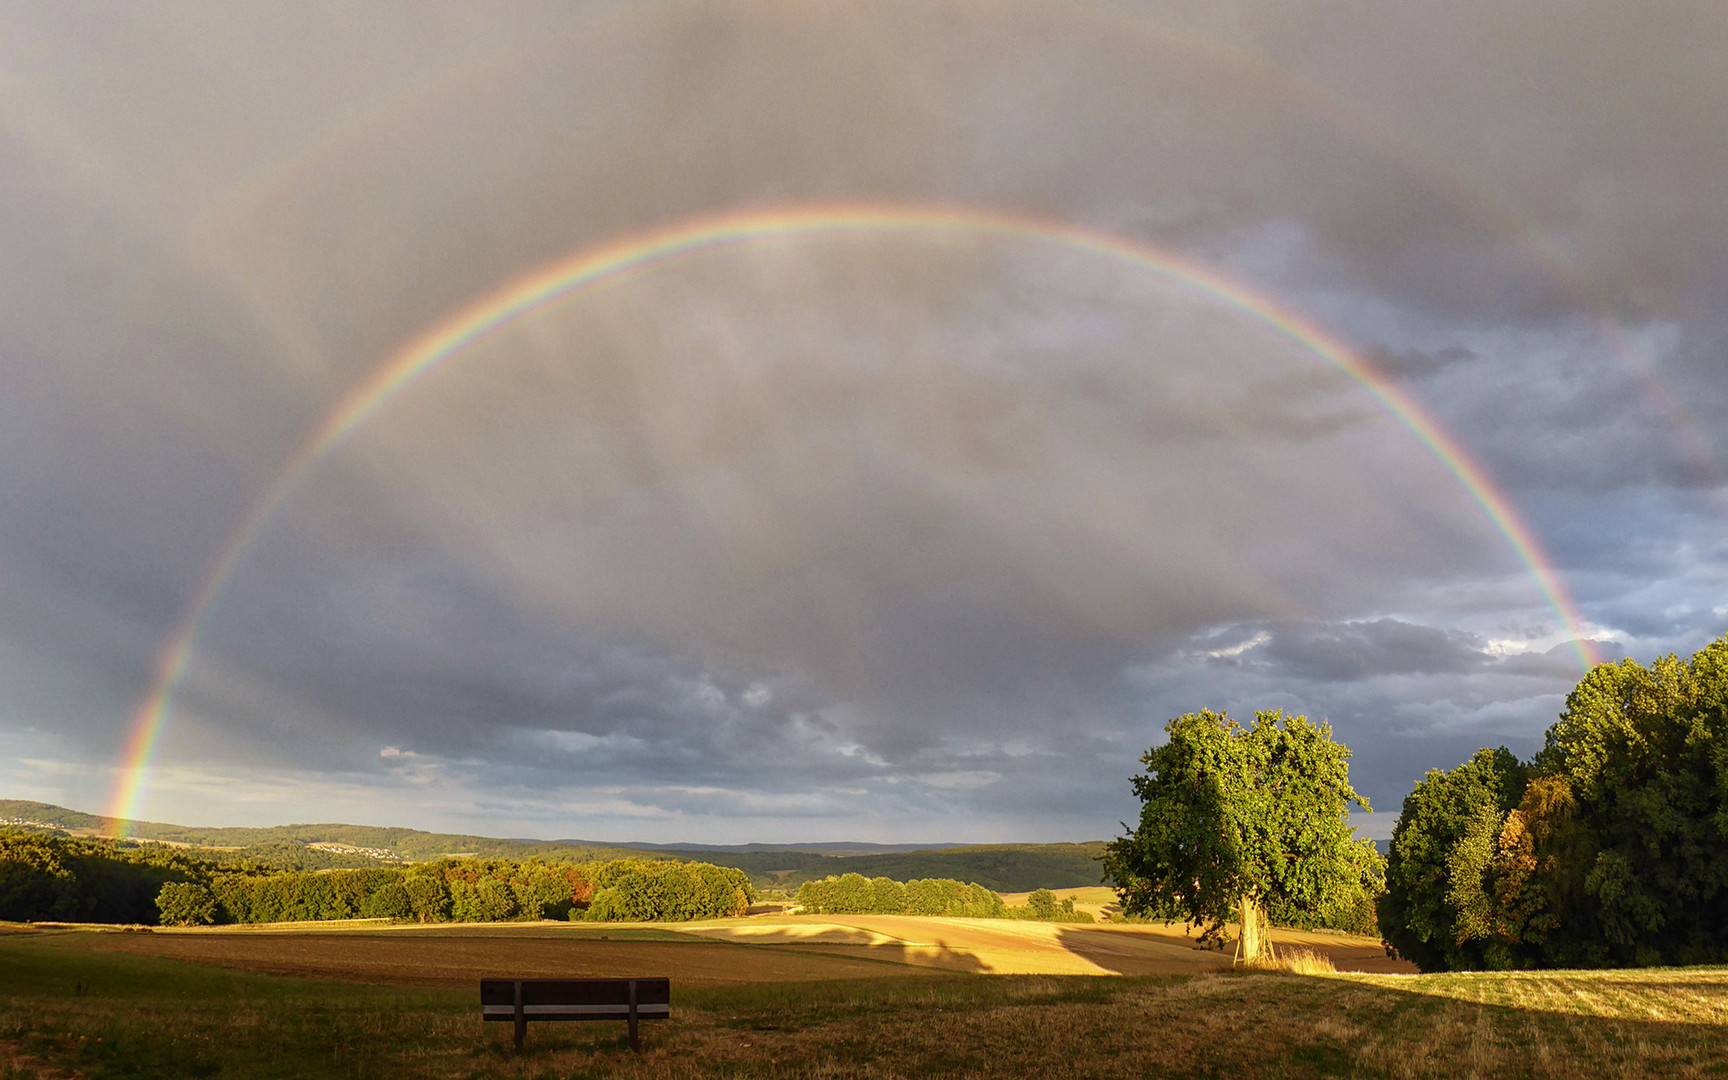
[480,977,671,1020]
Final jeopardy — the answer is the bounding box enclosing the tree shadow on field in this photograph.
[11,935,1728,1078]
[688,916,1000,976]
[813,934,995,976]
[1049,922,1233,975]
[514,960,1728,1079]
[1050,922,1413,976]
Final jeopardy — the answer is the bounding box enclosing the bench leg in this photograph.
[628,979,640,1052]
[513,980,525,1053]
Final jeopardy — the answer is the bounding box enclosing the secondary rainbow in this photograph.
[184,0,1720,488]
[107,201,1602,833]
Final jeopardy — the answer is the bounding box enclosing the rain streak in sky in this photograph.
[2,1,1725,842]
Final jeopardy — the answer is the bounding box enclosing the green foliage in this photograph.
[1378,634,1728,971]
[0,830,220,924]
[1002,891,1094,923]
[1542,641,1728,965]
[3,799,1110,893]
[154,881,217,926]
[1104,709,1383,941]
[359,880,414,920]
[773,843,1111,892]
[0,833,83,921]
[794,874,1008,917]
[580,858,754,921]
[1378,747,1526,971]
[0,800,658,864]
[450,877,517,921]
[870,875,907,913]
[2,831,752,927]
[402,872,452,922]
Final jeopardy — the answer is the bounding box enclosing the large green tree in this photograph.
[1377,747,1526,971]
[1377,634,1728,971]
[155,881,218,926]
[1103,709,1381,960]
[1537,639,1728,965]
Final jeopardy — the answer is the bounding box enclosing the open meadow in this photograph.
[6,918,1728,1079]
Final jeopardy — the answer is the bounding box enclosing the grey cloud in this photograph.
[2,1,1725,841]
[1193,1,1728,316]
[1258,619,1492,682]
[1364,344,1477,381]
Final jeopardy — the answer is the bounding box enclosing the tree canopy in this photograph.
[1103,709,1382,957]
[1378,747,1527,971]
[1378,634,1728,970]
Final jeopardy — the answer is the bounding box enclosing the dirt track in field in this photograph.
[30,915,1411,984]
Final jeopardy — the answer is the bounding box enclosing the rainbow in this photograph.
[106,201,1602,833]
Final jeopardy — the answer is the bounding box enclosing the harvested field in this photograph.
[31,925,929,986]
[12,913,1411,986]
[678,915,1230,975]
[679,914,1407,974]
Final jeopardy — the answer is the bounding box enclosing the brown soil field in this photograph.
[29,914,1412,985]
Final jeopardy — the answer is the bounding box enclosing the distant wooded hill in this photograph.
[0,800,1108,892]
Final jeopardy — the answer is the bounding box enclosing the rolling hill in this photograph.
[0,800,1109,891]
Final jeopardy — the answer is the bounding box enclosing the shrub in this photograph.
[403,874,451,922]
[155,882,218,926]
[451,878,518,922]
[359,880,413,920]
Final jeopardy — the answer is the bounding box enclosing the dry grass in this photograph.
[1242,945,1338,975]
[8,926,1728,1078]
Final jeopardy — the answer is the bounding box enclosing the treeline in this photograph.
[0,831,754,926]
[1379,634,1728,971]
[0,802,655,864]
[794,873,1093,922]
[607,843,1110,893]
[778,843,1109,893]
[206,857,753,924]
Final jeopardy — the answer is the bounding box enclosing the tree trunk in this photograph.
[1237,893,1267,964]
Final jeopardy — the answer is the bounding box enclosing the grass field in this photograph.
[5,921,1727,1079]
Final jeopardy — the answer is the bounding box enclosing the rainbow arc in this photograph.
[106,202,1601,834]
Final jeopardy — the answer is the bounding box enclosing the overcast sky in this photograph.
[2,1,1724,844]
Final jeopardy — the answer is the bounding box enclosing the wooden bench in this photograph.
[480,977,670,1052]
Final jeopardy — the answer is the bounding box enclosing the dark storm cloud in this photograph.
[1255,620,1491,682]
[2,0,1725,840]
[0,144,321,748]
[1194,0,1728,314]
[1363,345,1478,382]
[1184,618,1585,694]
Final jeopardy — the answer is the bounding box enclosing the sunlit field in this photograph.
[5,921,1727,1079]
